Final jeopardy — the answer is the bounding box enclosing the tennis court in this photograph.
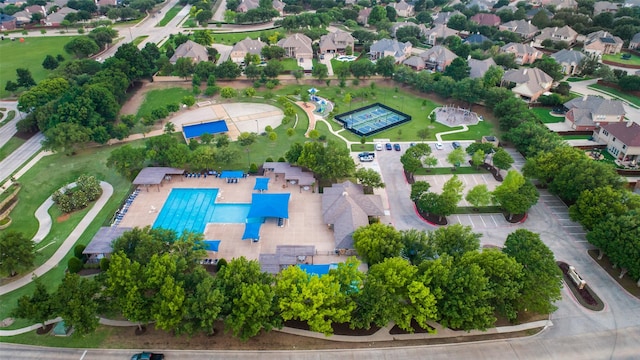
[334,103,411,136]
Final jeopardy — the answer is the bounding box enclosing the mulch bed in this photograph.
[557,261,604,311]
[389,320,435,334]
[284,320,380,336]
[78,268,101,276]
[14,130,37,141]
[36,323,53,335]
[587,249,640,299]
[480,163,503,182]
[404,170,415,184]
[415,205,448,226]
[504,213,526,223]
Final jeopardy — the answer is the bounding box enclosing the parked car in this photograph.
[394,143,401,151]
[409,142,416,147]
[434,143,444,150]
[359,151,375,159]
[359,155,374,162]
[375,143,383,151]
[385,143,393,150]
[452,141,461,149]
[131,352,164,360]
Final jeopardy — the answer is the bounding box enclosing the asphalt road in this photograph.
[0,101,22,147]
[0,132,43,182]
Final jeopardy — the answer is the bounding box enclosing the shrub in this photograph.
[216,258,227,271]
[278,157,286,162]
[265,81,276,89]
[318,134,327,141]
[204,86,219,96]
[166,103,180,113]
[221,87,237,98]
[265,157,274,162]
[67,257,83,274]
[265,125,273,132]
[151,107,169,120]
[249,163,258,174]
[74,244,86,259]
[100,258,110,271]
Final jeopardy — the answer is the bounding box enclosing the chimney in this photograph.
[628,119,634,127]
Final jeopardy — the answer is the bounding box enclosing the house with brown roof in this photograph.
[432,10,463,25]
[390,0,414,17]
[499,42,543,65]
[277,33,313,69]
[96,0,118,7]
[533,25,578,47]
[564,95,626,131]
[424,24,459,46]
[499,20,539,39]
[594,1,620,15]
[403,56,426,71]
[630,33,640,50]
[45,6,77,26]
[419,45,458,71]
[230,37,266,63]
[593,121,640,165]
[321,181,384,251]
[237,0,284,15]
[357,7,372,25]
[169,40,209,64]
[583,30,623,57]
[469,57,497,79]
[541,0,577,9]
[470,13,501,27]
[318,30,355,55]
[501,68,553,102]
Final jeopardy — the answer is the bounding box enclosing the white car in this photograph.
[375,143,383,151]
[434,143,444,150]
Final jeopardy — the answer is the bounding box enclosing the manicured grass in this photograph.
[440,120,495,141]
[562,134,592,140]
[0,143,133,329]
[0,110,16,126]
[351,143,374,151]
[281,58,302,71]
[211,29,279,45]
[132,35,148,46]
[602,53,640,66]
[157,4,183,27]
[532,107,565,124]
[0,325,113,348]
[566,77,592,82]
[314,120,346,147]
[330,59,351,75]
[182,18,197,28]
[414,166,488,175]
[136,88,192,120]
[0,36,77,99]
[0,136,26,161]
[588,84,640,108]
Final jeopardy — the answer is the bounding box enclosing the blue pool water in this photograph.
[153,188,262,233]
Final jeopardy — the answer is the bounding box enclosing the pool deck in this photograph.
[117,173,345,265]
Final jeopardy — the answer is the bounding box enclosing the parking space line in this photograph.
[491,215,499,227]
[480,215,487,227]
[467,215,475,227]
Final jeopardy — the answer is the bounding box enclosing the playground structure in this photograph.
[434,105,481,127]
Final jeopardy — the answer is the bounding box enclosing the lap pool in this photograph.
[153,188,262,233]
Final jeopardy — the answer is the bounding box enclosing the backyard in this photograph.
[588,83,640,108]
[532,107,565,124]
[210,29,279,45]
[602,53,640,66]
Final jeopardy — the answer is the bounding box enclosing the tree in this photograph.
[446,148,466,168]
[53,273,100,336]
[64,37,99,58]
[503,229,563,314]
[493,170,539,220]
[549,158,623,204]
[350,59,376,79]
[11,279,55,328]
[368,5,387,25]
[42,122,92,155]
[107,145,147,180]
[182,269,223,335]
[297,141,355,181]
[312,63,329,81]
[466,184,492,209]
[42,54,60,70]
[354,257,437,332]
[491,148,513,172]
[375,56,396,78]
[353,223,403,265]
[263,59,283,79]
[532,57,563,81]
[569,187,637,231]
[355,167,385,192]
[471,149,485,169]
[443,57,470,81]
[483,65,504,88]
[0,231,35,277]
[196,10,213,26]
[244,63,262,80]
[588,211,640,281]
[5,80,19,94]
[417,128,430,142]
[430,223,480,258]
[174,57,195,78]
[16,68,36,89]
[237,131,257,145]
[522,146,583,186]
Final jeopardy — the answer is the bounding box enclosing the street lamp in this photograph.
[255,119,259,134]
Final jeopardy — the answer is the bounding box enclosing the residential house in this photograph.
[501,68,553,102]
[464,33,491,45]
[470,13,501,27]
[0,14,17,30]
[369,38,412,63]
[469,57,497,79]
[277,33,313,69]
[583,30,624,57]
[467,0,496,11]
[564,95,626,131]
[322,181,384,251]
[499,20,539,39]
[96,0,118,7]
[629,33,640,50]
[432,11,463,25]
[420,45,458,71]
[424,24,459,46]
[403,56,426,71]
[318,30,355,55]
[169,40,209,64]
[237,0,284,15]
[45,7,77,26]
[230,37,266,63]
[541,0,577,9]
[533,25,578,47]
[390,0,414,17]
[390,22,428,38]
[357,7,371,25]
[45,0,68,13]
[593,121,640,165]
[594,1,620,15]
[551,49,586,75]
[525,7,553,20]
[272,0,285,15]
[500,42,543,65]
[13,5,46,25]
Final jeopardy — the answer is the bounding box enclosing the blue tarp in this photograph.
[183,120,229,139]
[202,240,221,252]
[242,222,262,240]
[220,170,244,178]
[247,193,290,219]
[254,177,269,191]
[299,264,337,276]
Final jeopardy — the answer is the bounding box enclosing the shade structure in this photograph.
[220,170,244,178]
[242,222,262,240]
[202,240,221,252]
[182,120,229,140]
[254,177,269,191]
[247,193,290,219]
[299,264,335,276]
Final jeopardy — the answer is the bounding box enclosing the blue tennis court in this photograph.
[334,103,411,137]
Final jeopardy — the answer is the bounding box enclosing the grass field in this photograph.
[566,77,592,82]
[132,35,148,46]
[211,29,279,45]
[0,110,17,126]
[532,107,565,123]
[562,134,592,140]
[136,87,192,120]
[0,36,77,99]
[0,136,26,162]
[602,53,640,66]
[281,58,302,71]
[157,4,183,26]
[588,83,640,108]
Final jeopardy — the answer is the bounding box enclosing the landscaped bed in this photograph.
[557,261,604,311]
[588,249,640,299]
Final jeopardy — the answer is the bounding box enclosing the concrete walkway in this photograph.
[435,124,469,142]
[0,181,113,296]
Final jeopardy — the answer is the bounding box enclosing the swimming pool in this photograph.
[153,188,262,233]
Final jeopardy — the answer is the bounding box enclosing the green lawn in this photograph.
[330,59,351,75]
[0,36,77,99]
[156,4,183,27]
[588,84,640,108]
[415,166,488,175]
[566,77,592,82]
[0,143,133,329]
[132,35,148,46]
[532,107,565,124]
[211,29,279,45]
[0,110,17,126]
[602,53,640,66]
[351,143,374,151]
[562,134,592,140]
[0,325,113,348]
[136,87,192,120]
[281,58,302,72]
[0,136,26,162]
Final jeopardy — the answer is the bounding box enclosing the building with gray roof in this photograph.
[369,38,412,63]
[501,68,553,102]
[564,95,626,131]
[170,40,209,64]
[551,49,586,75]
[469,57,496,79]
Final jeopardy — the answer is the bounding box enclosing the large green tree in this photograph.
[522,146,584,187]
[64,37,100,58]
[569,186,639,231]
[297,140,355,180]
[53,273,100,336]
[12,279,55,328]
[430,223,480,258]
[107,145,148,180]
[465,184,493,209]
[0,231,35,277]
[355,167,385,192]
[492,170,539,220]
[549,158,623,204]
[353,223,403,265]
[587,211,640,281]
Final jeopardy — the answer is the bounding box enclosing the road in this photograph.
[0,101,22,147]
[0,132,43,182]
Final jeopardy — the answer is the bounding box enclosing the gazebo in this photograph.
[132,167,185,191]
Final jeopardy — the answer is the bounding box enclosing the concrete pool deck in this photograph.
[117,173,347,265]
